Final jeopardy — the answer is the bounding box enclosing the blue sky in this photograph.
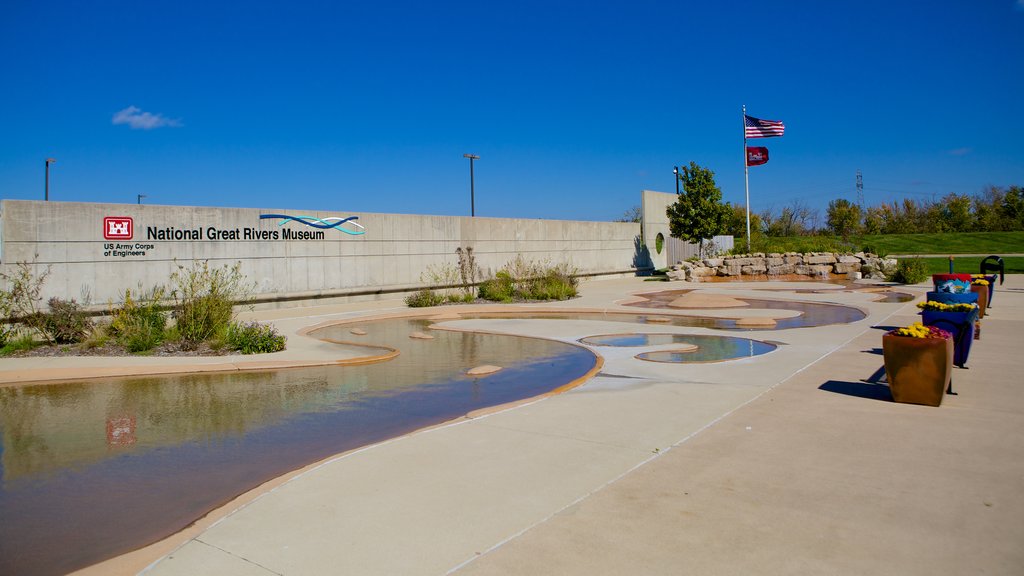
[2,1,1022,223]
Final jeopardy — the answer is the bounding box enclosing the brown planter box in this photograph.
[882,334,954,407]
[971,284,988,318]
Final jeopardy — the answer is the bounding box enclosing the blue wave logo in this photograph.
[259,214,366,235]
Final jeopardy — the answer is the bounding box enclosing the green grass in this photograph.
[858,232,1024,255]
[735,232,1024,258]
[907,256,1024,276]
[0,334,40,355]
[738,236,851,254]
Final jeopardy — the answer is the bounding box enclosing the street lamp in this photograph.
[673,166,680,194]
[45,158,56,201]
[137,194,147,205]
[463,153,479,217]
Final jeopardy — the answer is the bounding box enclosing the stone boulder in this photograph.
[724,257,759,267]
[666,268,688,281]
[805,254,837,265]
[833,262,862,274]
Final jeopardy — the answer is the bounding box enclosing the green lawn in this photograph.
[859,232,1024,255]
[910,256,1024,276]
[743,232,1024,257]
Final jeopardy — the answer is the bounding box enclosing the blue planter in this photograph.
[921,308,978,368]
[926,291,978,306]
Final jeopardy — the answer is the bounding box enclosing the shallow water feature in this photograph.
[580,333,776,362]
[458,299,863,331]
[621,293,866,329]
[675,278,915,303]
[0,318,595,576]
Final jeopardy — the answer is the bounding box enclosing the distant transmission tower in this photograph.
[856,169,864,208]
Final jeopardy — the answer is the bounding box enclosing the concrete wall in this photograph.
[641,190,734,268]
[640,190,673,270]
[0,200,638,306]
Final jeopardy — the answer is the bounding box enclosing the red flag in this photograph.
[746,146,769,166]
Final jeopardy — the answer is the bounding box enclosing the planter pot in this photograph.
[971,284,988,318]
[921,308,978,368]
[925,291,978,306]
[983,274,997,306]
[932,274,972,294]
[883,334,953,406]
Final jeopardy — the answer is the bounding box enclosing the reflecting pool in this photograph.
[621,293,866,329]
[580,333,777,362]
[0,318,596,576]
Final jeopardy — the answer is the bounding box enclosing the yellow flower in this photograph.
[917,300,977,312]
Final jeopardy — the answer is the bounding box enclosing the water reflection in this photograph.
[580,333,776,362]
[620,293,866,329]
[0,318,596,576]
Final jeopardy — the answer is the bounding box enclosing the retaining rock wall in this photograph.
[667,252,896,282]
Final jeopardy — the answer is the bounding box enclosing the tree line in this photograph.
[630,163,1023,245]
[723,186,1024,239]
[820,186,1024,238]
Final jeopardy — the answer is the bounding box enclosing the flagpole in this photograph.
[743,104,751,252]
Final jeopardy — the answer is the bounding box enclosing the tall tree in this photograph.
[999,186,1024,230]
[724,203,762,238]
[937,192,974,232]
[826,198,863,239]
[666,162,730,258]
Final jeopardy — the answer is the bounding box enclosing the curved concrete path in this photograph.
[41,276,1024,575]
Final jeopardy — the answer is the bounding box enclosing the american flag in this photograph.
[745,115,785,138]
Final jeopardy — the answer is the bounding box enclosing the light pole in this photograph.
[673,166,680,194]
[463,153,479,216]
[45,158,56,201]
[137,194,147,205]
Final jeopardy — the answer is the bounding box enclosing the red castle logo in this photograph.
[104,217,134,240]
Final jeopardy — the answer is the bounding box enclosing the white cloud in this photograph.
[947,147,971,156]
[112,106,181,130]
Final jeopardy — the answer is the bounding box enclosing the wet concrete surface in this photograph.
[0,319,595,576]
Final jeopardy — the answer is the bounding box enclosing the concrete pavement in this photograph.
[48,275,1024,575]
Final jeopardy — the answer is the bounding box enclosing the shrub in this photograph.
[478,271,514,302]
[108,286,167,352]
[0,291,15,348]
[405,289,445,307]
[445,292,476,304]
[118,315,165,352]
[887,257,929,284]
[171,261,252,343]
[81,325,111,350]
[0,322,18,348]
[529,269,578,300]
[455,247,481,296]
[225,321,287,354]
[477,260,579,302]
[110,286,167,336]
[0,259,51,341]
[41,297,91,344]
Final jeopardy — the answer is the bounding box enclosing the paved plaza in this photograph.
[4,276,1019,575]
